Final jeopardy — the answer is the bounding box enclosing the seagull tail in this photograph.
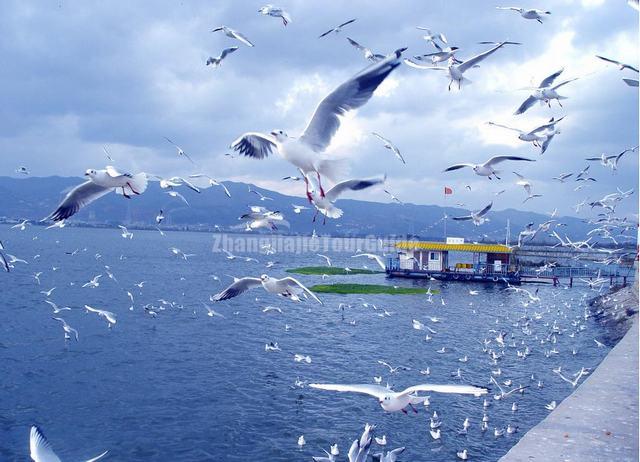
[321,205,344,219]
[117,173,148,196]
[316,157,349,183]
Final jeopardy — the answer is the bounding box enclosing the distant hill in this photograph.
[0,176,595,243]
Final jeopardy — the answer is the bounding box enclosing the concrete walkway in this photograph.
[499,320,639,462]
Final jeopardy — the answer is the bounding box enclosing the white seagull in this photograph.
[258,4,291,26]
[404,41,520,90]
[514,69,578,114]
[206,46,239,68]
[595,55,639,73]
[84,305,117,328]
[51,317,79,342]
[452,202,492,226]
[44,167,148,222]
[514,172,543,203]
[211,26,254,47]
[229,49,405,200]
[318,18,357,38]
[213,274,322,304]
[487,116,564,154]
[346,37,385,62]
[372,132,405,164]
[30,425,108,462]
[352,253,386,270]
[496,6,551,23]
[444,155,534,179]
[308,382,487,413]
[307,175,386,221]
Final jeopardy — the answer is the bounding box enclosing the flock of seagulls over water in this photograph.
[1,2,637,461]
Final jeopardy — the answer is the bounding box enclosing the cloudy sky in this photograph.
[1,0,638,217]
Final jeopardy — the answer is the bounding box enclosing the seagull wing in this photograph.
[401,383,488,397]
[452,214,472,221]
[220,46,239,59]
[552,77,578,90]
[443,163,474,172]
[230,132,277,159]
[230,29,254,47]
[212,277,262,301]
[30,426,62,462]
[45,181,113,222]
[477,201,493,217]
[486,122,523,134]
[84,451,109,462]
[352,253,386,270]
[539,69,564,88]
[622,78,639,87]
[346,37,366,51]
[403,59,447,70]
[105,165,126,177]
[309,383,389,398]
[484,156,534,167]
[514,95,539,115]
[278,277,323,304]
[458,42,510,74]
[324,176,386,202]
[339,18,357,28]
[299,49,404,152]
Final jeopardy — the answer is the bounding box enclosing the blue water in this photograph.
[0,225,614,461]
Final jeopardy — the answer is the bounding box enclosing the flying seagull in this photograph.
[514,69,578,114]
[206,46,239,68]
[487,116,564,154]
[415,27,448,47]
[318,18,357,38]
[258,5,291,26]
[352,253,386,270]
[44,167,148,222]
[15,166,29,175]
[452,202,492,226]
[444,155,534,179]
[230,49,405,200]
[213,274,322,304]
[30,425,108,462]
[372,132,405,164]
[404,41,520,90]
[595,55,639,73]
[496,7,551,23]
[307,175,386,221]
[163,137,195,164]
[308,383,487,413]
[346,37,385,62]
[211,26,254,47]
[514,172,543,203]
[84,305,117,328]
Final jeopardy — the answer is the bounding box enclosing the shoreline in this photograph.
[499,281,639,461]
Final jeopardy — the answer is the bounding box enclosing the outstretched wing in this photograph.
[279,277,323,304]
[309,383,389,398]
[486,122,523,134]
[220,46,239,59]
[347,37,366,51]
[443,163,474,172]
[485,155,534,167]
[458,41,512,74]
[30,426,62,462]
[230,132,277,159]
[514,95,538,115]
[477,202,493,217]
[212,277,262,301]
[403,59,447,70]
[299,49,405,152]
[452,214,472,221]
[552,77,579,90]
[44,181,113,222]
[539,69,564,88]
[230,29,254,47]
[401,383,488,397]
[324,176,386,202]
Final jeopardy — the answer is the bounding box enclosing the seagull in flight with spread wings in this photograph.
[229,49,405,200]
[514,69,578,114]
[213,274,322,304]
[444,155,534,179]
[29,425,108,462]
[318,18,357,38]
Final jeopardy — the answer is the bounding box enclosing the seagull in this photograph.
[352,253,386,270]
[404,41,520,90]
[415,27,448,47]
[204,303,225,318]
[211,25,254,47]
[457,449,469,460]
[156,210,165,224]
[545,400,557,410]
[384,189,403,204]
[229,49,405,200]
[514,172,543,203]
[308,382,487,413]
[206,46,239,68]
[496,6,551,23]
[413,45,461,64]
[317,254,332,266]
[41,287,56,297]
[15,166,29,175]
[44,300,71,314]
[163,137,195,164]
[166,190,189,206]
[118,225,133,239]
[84,305,117,328]
[258,4,291,26]
[308,175,386,221]
[249,188,273,201]
[514,69,578,114]
[44,167,148,221]
[554,367,589,388]
[240,206,289,231]
[552,172,573,182]
[30,425,108,462]
[487,116,564,154]
[82,274,102,289]
[11,219,30,230]
[373,447,405,462]
[595,55,639,73]
[213,274,322,304]
[52,317,79,342]
[378,360,411,374]
[586,146,637,172]
[444,155,534,179]
[372,132,405,164]
[292,204,310,214]
[346,37,385,62]
[452,202,492,226]
[188,174,232,197]
[318,18,357,38]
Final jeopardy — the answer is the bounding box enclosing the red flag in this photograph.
[444,186,453,195]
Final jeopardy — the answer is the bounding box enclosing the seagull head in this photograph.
[270,129,288,141]
[85,169,97,178]
[260,274,270,282]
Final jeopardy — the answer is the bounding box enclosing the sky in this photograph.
[0,0,638,218]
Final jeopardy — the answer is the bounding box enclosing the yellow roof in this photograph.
[396,241,512,254]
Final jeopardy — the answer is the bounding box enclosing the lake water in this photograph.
[0,225,615,461]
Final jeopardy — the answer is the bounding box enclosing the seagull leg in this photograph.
[409,403,419,414]
[127,182,141,195]
[316,172,325,198]
[122,187,131,199]
[304,176,313,203]
[401,408,408,415]
[448,80,452,91]
[557,100,563,108]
